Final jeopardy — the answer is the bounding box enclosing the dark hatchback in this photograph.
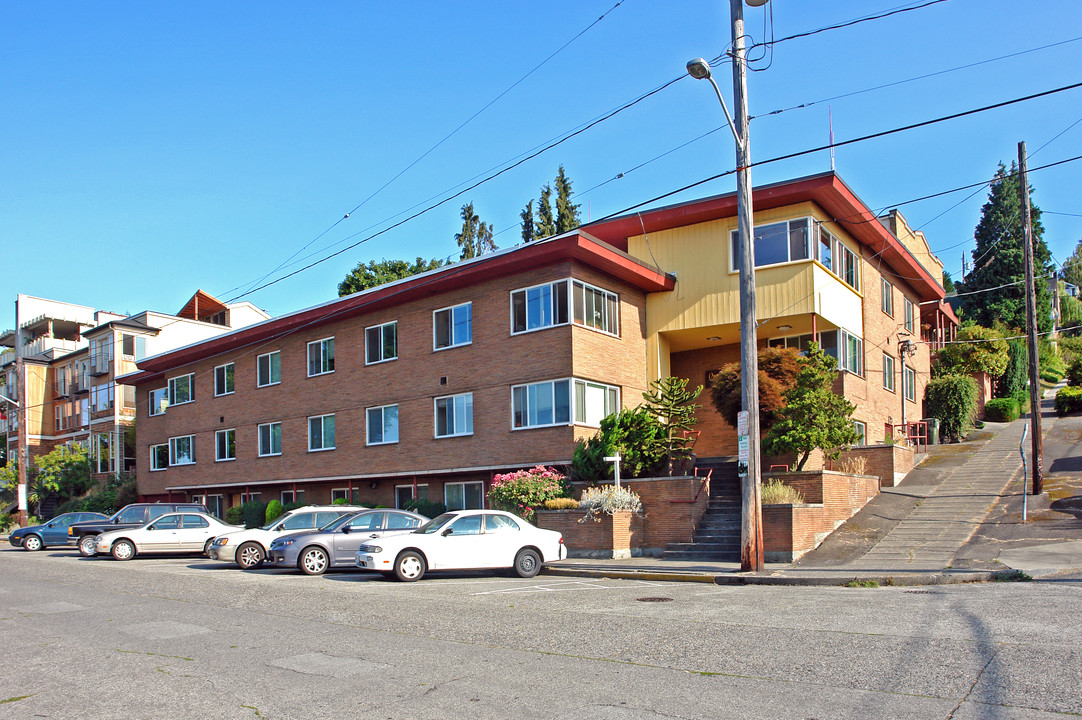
[9,512,108,551]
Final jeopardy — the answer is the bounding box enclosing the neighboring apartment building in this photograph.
[1,291,269,481]
[124,172,954,514]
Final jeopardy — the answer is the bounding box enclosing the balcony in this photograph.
[23,337,83,359]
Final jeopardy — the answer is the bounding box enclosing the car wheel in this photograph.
[111,539,136,561]
[78,535,98,557]
[236,542,265,569]
[394,551,426,582]
[513,548,541,578]
[203,539,214,557]
[22,534,43,552]
[299,546,329,575]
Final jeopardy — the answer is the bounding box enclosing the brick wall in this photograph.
[535,510,642,559]
[762,470,880,561]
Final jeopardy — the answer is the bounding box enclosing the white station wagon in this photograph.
[355,509,567,581]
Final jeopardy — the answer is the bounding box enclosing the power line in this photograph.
[749,0,950,51]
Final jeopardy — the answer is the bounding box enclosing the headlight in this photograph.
[213,538,228,546]
[358,545,381,554]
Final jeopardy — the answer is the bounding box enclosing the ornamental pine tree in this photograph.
[959,162,1052,332]
[455,202,496,260]
[762,343,858,471]
[554,165,581,234]
[641,376,702,474]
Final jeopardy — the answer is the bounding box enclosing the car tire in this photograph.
[299,546,329,575]
[513,548,542,578]
[111,539,136,561]
[78,535,98,557]
[236,542,265,569]
[203,539,214,557]
[394,550,426,582]
[22,534,43,552]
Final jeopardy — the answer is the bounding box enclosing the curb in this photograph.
[542,566,1029,587]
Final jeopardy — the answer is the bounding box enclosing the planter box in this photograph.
[535,509,643,559]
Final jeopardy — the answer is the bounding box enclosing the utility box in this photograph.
[922,418,940,445]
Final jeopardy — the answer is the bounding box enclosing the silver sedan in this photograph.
[266,509,427,575]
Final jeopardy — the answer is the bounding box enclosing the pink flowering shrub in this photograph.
[487,465,570,522]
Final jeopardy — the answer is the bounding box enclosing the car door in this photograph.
[140,514,182,552]
[429,514,488,569]
[41,515,71,546]
[175,515,214,551]
[332,512,384,564]
[481,513,523,568]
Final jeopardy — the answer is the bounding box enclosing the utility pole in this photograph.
[1018,141,1043,495]
[731,0,763,572]
[13,357,28,526]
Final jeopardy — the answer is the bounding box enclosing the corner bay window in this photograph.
[435,393,473,437]
[512,378,620,429]
[511,279,619,335]
[434,303,472,349]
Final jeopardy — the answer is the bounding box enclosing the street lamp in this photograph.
[687,0,765,572]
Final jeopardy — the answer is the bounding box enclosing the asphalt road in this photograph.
[1,549,1079,719]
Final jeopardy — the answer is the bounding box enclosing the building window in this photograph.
[366,321,398,364]
[882,279,894,316]
[853,421,867,446]
[257,351,281,387]
[214,363,235,396]
[730,218,812,271]
[512,380,571,429]
[904,365,917,402]
[766,333,816,352]
[307,338,335,377]
[395,483,429,509]
[91,382,115,412]
[308,414,336,451]
[79,399,90,427]
[281,490,305,505]
[839,243,860,291]
[258,422,282,457]
[512,281,569,334]
[150,443,169,471]
[904,298,915,334]
[89,336,114,374]
[149,387,167,416]
[93,433,114,473]
[883,353,896,392]
[366,404,399,445]
[331,488,350,503]
[571,280,619,335]
[818,226,860,291]
[840,331,864,376]
[574,379,620,426]
[215,429,236,461]
[434,302,472,350]
[434,393,473,438]
[121,334,147,360]
[445,481,484,511]
[168,374,194,406]
[169,435,195,465]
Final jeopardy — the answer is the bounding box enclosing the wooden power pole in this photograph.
[1018,141,1043,495]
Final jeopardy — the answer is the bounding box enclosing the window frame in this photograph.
[331,488,350,503]
[729,218,813,273]
[570,280,619,336]
[167,373,194,407]
[258,421,283,457]
[444,481,485,511]
[882,353,896,392]
[881,278,894,317]
[434,392,473,438]
[511,379,571,430]
[257,351,281,388]
[433,302,473,350]
[214,362,235,397]
[853,421,867,447]
[168,435,195,466]
[510,280,569,335]
[904,365,917,402]
[215,428,236,462]
[840,330,864,376]
[307,337,335,377]
[365,321,398,365]
[904,298,915,334]
[150,443,169,471]
[149,387,167,416]
[307,414,336,452]
[366,404,399,446]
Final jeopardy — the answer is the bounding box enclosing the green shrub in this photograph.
[282,501,305,513]
[1041,369,1063,384]
[1055,385,1082,415]
[487,466,570,522]
[225,504,244,525]
[983,397,1019,423]
[543,497,579,510]
[571,407,666,482]
[241,500,268,529]
[579,485,644,521]
[996,341,1027,399]
[332,497,349,505]
[761,478,804,505]
[925,374,978,443]
[265,499,284,524]
[1067,357,1082,387]
[403,498,446,519]
[54,497,88,515]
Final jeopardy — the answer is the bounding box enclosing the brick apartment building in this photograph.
[123,171,956,516]
[1,291,268,485]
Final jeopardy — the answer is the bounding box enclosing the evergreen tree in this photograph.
[960,163,1052,332]
[535,184,556,239]
[520,199,535,243]
[338,257,445,296]
[1061,238,1082,290]
[942,270,955,294]
[455,202,496,260]
[554,164,581,234]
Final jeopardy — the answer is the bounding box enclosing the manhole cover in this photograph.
[637,597,673,603]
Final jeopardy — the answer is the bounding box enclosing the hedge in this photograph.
[983,397,1019,423]
[1055,385,1082,415]
[925,374,977,443]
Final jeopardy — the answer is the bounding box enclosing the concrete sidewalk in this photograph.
[545,390,1082,586]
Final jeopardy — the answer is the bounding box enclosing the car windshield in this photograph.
[414,513,458,534]
[318,511,364,532]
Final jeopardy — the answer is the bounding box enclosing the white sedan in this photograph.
[354,509,567,581]
[95,512,241,560]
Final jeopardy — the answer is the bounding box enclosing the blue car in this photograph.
[9,512,107,551]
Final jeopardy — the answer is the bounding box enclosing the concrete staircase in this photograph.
[662,458,742,562]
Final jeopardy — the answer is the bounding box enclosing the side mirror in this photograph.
[341,526,351,534]
[147,525,156,531]
[442,528,454,536]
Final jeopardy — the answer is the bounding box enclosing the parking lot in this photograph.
[2,547,1080,719]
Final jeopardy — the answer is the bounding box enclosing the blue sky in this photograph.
[3,1,1081,331]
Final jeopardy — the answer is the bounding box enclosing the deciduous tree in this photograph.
[338,257,445,296]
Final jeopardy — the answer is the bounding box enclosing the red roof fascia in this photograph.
[124,233,674,385]
[585,172,945,302]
